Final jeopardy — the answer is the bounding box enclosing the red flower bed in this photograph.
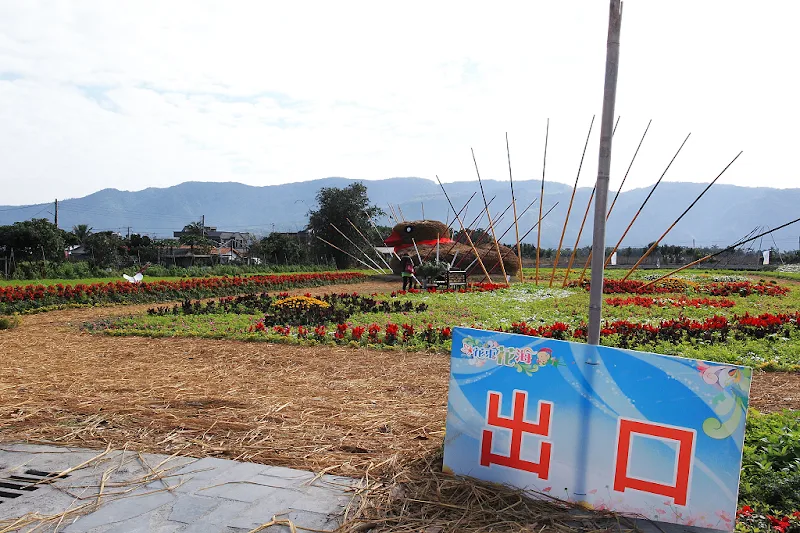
[605,296,736,308]
[579,278,788,296]
[0,272,367,312]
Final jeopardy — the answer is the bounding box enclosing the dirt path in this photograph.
[1,279,798,477]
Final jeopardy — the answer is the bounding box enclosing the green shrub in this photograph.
[0,315,19,330]
[739,409,800,513]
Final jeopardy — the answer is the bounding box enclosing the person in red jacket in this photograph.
[400,254,415,291]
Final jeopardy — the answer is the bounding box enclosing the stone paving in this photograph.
[0,444,357,532]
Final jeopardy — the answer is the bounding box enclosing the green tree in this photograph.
[258,233,309,264]
[72,224,93,246]
[179,221,213,265]
[85,231,126,268]
[0,218,67,261]
[308,183,383,268]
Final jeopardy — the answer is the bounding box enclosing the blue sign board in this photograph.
[443,327,751,531]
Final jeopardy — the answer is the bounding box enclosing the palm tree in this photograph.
[72,224,93,246]
[179,221,212,265]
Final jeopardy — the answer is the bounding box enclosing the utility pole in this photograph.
[54,199,58,228]
[588,0,623,345]
[201,215,205,238]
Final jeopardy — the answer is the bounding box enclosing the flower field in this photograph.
[76,272,800,526]
[0,271,367,313]
[92,275,800,370]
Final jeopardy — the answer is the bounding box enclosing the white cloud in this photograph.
[0,0,798,204]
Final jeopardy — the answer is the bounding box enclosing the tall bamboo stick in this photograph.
[603,132,691,269]
[639,216,800,290]
[397,204,407,222]
[549,115,595,287]
[506,133,524,282]
[621,151,742,280]
[315,236,382,273]
[472,148,509,286]
[482,202,559,279]
[440,194,496,261]
[387,204,399,224]
[436,175,493,282]
[561,184,595,287]
[422,192,478,262]
[535,118,549,284]
[575,119,653,284]
[330,223,386,272]
[346,217,392,271]
[451,199,514,270]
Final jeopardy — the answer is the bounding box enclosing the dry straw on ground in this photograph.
[1,279,798,532]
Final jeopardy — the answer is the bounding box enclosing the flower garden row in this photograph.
[225,311,800,350]
[0,272,367,313]
[579,278,789,296]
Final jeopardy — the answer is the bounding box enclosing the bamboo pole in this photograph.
[422,192,478,262]
[315,236,382,273]
[587,0,623,346]
[506,132,525,282]
[574,119,653,284]
[549,115,595,287]
[535,118,549,284]
[603,132,691,269]
[621,151,742,280]
[436,175,493,282]
[453,197,538,272]
[411,237,423,264]
[397,204,407,222]
[639,215,800,290]
[346,217,392,271]
[451,199,516,270]
[482,202,559,279]
[472,148,509,285]
[440,194,496,262]
[561,185,595,287]
[387,204,398,224]
[421,202,425,220]
[367,218,401,260]
[329,223,387,273]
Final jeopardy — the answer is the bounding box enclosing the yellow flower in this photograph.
[274,295,330,310]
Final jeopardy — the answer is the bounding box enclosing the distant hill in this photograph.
[1,178,798,250]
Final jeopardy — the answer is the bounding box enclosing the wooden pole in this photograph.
[622,151,742,280]
[549,115,595,287]
[346,217,393,271]
[482,202,559,279]
[535,118,549,284]
[436,175,493,282]
[575,118,653,283]
[423,192,478,262]
[316,236,382,273]
[387,204,398,224]
[562,185,595,287]
[440,194,495,261]
[603,132,691,269]
[421,202,425,220]
[587,0,623,346]
[397,204,407,222]
[330,223,387,273]
[640,215,800,290]
[472,148,509,286]
[451,199,516,270]
[411,238,423,264]
[506,133,525,282]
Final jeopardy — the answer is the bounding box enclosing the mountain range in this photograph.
[1,178,798,250]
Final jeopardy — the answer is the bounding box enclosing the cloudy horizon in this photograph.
[1,1,798,206]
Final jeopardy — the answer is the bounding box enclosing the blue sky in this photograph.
[1,1,798,204]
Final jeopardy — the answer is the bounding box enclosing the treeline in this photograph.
[0,218,336,280]
[508,242,800,265]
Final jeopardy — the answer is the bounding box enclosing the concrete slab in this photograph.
[0,444,356,533]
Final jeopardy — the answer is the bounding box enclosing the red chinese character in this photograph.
[480,390,552,479]
[517,348,533,365]
[613,418,695,506]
